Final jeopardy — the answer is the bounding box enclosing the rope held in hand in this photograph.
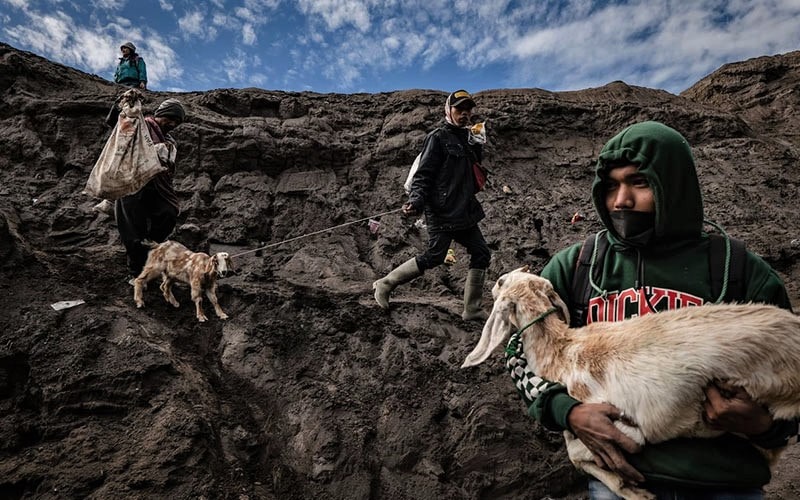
[229,208,404,258]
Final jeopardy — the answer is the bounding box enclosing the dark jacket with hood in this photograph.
[143,116,179,213]
[407,123,484,232]
[527,121,796,489]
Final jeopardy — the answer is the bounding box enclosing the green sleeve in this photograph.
[743,251,793,311]
[529,385,581,431]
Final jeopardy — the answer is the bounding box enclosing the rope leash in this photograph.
[229,208,404,258]
[505,306,559,408]
[504,307,559,356]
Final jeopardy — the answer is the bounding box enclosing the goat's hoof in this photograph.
[169,301,180,308]
[135,301,144,309]
[618,485,656,500]
[197,316,208,323]
[218,313,229,320]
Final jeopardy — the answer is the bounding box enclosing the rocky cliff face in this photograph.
[1,43,799,499]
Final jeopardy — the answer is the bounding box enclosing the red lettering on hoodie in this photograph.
[587,287,705,324]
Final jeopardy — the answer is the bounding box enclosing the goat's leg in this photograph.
[565,433,654,500]
[190,281,208,322]
[579,462,655,500]
[160,275,180,307]
[133,267,161,308]
[205,282,228,319]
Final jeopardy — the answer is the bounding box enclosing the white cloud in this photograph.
[245,0,281,8]
[323,55,361,87]
[223,50,246,82]
[2,0,799,94]
[222,47,266,85]
[91,0,119,10]
[242,23,256,45]
[469,0,800,92]
[70,29,117,70]
[296,0,372,32]
[235,7,253,19]
[249,72,268,86]
[178,10,217,40]
[212,12,236,28]
[4,10,73,59]
[178,10,204,36]
[141,37,183,89]
[2,0,30,8]
[382,36,399,51]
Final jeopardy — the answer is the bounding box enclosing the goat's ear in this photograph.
[205,256,218,275]
[493,270,513,299]
[546,286,570,325]
[521,264,530,273]
[462,296,516,368]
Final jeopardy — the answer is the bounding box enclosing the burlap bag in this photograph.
[84,89,166,200]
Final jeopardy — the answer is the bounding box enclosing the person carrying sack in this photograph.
[373,89,491,321]
[86,89,165,206]
[114,97,186,280]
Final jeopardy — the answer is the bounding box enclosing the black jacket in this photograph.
[407,123,485,232]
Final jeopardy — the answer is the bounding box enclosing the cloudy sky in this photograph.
[1,0,798,94]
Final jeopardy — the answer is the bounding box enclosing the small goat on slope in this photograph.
[133,240,233,322]
[462,267,800,500]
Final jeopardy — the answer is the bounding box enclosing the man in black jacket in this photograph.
[373,90,491,320]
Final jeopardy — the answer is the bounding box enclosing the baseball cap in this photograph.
[446,89,476,108]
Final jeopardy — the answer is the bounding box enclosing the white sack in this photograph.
[84,90,166,200]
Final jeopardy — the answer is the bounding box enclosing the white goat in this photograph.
[462,266,800,500]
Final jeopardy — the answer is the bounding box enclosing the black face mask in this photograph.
[609,211,655,247]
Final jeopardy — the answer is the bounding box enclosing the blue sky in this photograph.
[1,0,799,94]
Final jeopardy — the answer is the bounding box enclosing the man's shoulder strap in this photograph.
[131,55,142,78]
[709,233,747,302]
[570,232,609,327]
[570,232,747,323]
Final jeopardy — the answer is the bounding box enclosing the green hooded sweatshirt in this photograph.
[531,121,795,489]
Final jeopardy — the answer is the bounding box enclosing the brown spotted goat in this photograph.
[462,267,800,500]
[133,240,232,322]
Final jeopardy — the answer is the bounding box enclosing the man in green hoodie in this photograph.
[510,121,797,499]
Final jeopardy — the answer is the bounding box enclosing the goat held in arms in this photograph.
[462,267,800,500]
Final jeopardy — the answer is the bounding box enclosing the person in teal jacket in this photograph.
[511,121,797,499]
[114,42,147,89]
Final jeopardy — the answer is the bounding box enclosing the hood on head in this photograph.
[154,98,186,124]
[591,121,703,246]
